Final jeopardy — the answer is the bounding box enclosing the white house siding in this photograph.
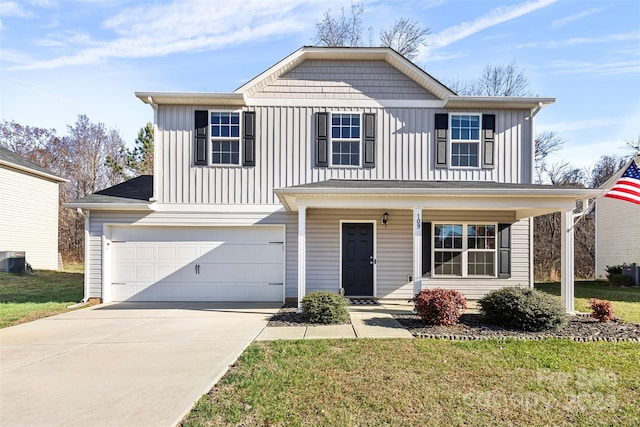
[155,105,533,205]
[86,210,297,299]
[252,60,439,100]
[0,167,60,270]
[305,208,530,300]
[595,196,640,278]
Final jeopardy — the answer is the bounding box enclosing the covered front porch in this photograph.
[275,180,599,313]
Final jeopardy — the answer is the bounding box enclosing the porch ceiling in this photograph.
[274,180,600,220]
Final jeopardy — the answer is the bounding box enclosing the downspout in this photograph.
[528,102,543,289]
[147,96,159,203]
[77,208,90,303]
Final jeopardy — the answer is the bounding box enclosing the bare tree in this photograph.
[625,135,640,155]
[314,3,367,47]
[379,18,430,60]
[587,155,626,188]
[447,62,531,96]
[0,120,59,170]
[535,130,564,164]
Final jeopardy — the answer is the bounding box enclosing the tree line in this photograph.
[0,117,153,263]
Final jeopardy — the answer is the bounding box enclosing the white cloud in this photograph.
[0,1,32,17]
[552,7,605,28]
[538,118,626,134]
[546,58,640,76]
[10,0,339,70]
[428,0,559,49]
[517,31,640,49]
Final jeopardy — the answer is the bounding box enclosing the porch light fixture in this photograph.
[381,212,389,226]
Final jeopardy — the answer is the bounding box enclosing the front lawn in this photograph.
[0,269,84,328]
[183,339,639,426]
[536,281,640,323]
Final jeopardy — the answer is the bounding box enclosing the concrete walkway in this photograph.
[256,301,414,341]
[0,302,280,427]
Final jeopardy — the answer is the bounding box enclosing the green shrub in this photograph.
[589,298,615,322]
[301,291,349,324]
[607,274,633,287]
[413,288,467,326]
[478,287,567,332]
[605,265,623,277]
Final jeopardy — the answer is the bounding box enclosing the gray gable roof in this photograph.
[0,146,66,182]
[67,175,153,206]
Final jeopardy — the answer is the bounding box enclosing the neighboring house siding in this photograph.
[86,210,297,299]
[155,105,533,204]
[305,209,530,300]
[595,196,640,278]
[0,167,59,270]
[252,60,439,100]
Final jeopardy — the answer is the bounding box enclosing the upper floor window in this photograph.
[433,223,496,277]
[331,113,360,166]
[211,112,240,165]
[450,114,480,167]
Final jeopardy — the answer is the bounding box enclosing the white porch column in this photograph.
[297,206,307,311]
[413,208,422,297]
[560,208,575,313]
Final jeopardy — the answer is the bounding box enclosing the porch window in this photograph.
[450,114,480,167]
[211,112,240,165]
[433,223,496,277]
[331,113,360,166]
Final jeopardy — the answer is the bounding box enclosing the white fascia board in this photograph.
[245,98,445,108]
[135,91,245,106]
[0,161,68,183]
[444,96,556,110]
[152,203,285,213]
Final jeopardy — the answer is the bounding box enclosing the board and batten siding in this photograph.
[595,196,640,278]
[85,210,297,299]
[305,209,530,300]
[0,167,60,270]
[155,105,533,205]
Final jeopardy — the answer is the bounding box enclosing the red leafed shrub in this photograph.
[413,288,467,326]
[589,298,615,322]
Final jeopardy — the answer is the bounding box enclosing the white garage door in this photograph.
[109,226,284,302]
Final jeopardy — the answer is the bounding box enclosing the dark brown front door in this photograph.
[342,223,374,297]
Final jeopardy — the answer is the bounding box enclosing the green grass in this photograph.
[0,269,84,328]
[536,281,640,323]
[182,339,640,427]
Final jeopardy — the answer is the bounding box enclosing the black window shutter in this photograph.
[194,110,208,166]
[243,111,256,167]
[482,114,496,169]
[315,112,328,167]
[434,113,448,169]
[498,223,511,278]
[422,222,432,276]
[363,113,376,168]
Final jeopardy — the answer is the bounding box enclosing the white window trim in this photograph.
[432,222,497,278]
[209,109,242,167]
[329,112,362,168]
[449,112,482,169]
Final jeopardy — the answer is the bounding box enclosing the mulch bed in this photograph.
[393,313,640,342]
[268,304,352,327]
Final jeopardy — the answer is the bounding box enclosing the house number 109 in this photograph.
[416,214,421,230]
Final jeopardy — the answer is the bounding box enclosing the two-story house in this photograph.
[67,47,598,311]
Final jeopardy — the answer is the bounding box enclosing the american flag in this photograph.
[604,158,640,205]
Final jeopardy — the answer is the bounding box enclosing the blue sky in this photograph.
[1,0,639,169]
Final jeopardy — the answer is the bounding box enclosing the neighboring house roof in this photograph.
[135,46,555,110]
[275,179,599,217]
[64,175,154,210]
[0,146,67,183]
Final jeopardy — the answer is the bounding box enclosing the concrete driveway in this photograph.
[0,302,279,427]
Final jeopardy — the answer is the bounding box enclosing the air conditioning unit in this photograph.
[0,251,26,273]
[622,264,640,286]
